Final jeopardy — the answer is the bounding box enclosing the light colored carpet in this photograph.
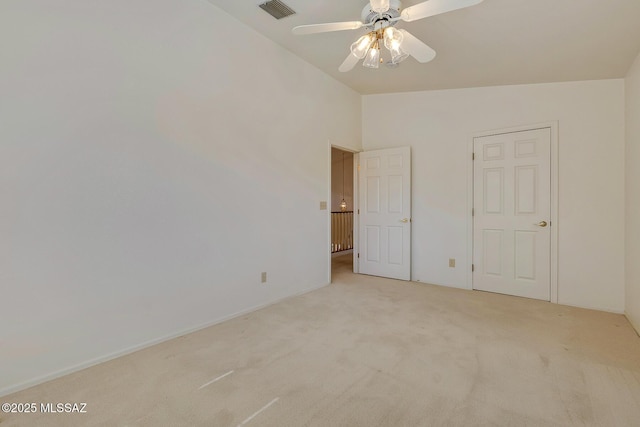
[2,254,640,426]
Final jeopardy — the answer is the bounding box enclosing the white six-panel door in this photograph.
[359,147,411,281]
[473,128,551,300]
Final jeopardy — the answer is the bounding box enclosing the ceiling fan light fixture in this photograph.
[351,33,375,59]
[362,40,380,68]
[293,0,480,72]
[370,0,390,14]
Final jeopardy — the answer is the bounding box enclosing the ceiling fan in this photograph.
[292,0,484,72]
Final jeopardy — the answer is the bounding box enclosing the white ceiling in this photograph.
[206,0,640,95]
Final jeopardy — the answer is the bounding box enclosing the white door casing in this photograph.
[473,128,551,300]
[359,147,411,281]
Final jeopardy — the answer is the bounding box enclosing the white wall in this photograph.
[363,80,625,313]
[0,0,361,395]
[625,52,640,333]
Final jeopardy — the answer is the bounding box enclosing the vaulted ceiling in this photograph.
[206,0,640,94]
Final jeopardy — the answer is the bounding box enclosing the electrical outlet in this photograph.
[449,258,456,268]
[320,201,327,210]
[261,272,267,283]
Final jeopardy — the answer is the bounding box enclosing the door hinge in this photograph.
[357,253,360,259]
[472,208,475,216]
[472,152,475,160]
[472,264,475,272]
[358,209,360,215]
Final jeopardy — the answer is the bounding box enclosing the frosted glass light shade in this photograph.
[390,45,409,63]
[383,27,403,50]
[370,0,390,14]
[363,43,380,69]
[351,34,374,59]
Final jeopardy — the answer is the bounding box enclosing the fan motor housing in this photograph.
[361,0,402,28]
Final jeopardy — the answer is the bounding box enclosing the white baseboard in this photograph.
[0,281,329,398]
[558,301,625,315]
[625,312,640,336]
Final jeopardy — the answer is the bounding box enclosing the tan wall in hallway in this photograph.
[331,148,354,212]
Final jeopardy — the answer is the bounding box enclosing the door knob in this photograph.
[536,221,548,227]
[400,218,410,223]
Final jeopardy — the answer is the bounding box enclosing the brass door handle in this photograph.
[400,218,410,223]
[536,221,548,227]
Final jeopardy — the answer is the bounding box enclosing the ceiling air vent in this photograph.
[259,0,296,20]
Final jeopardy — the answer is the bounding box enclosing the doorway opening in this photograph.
[330,147,355,281]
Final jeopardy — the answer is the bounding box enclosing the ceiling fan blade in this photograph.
[401,0,483,22]
[399,30,436,63]
[292,21,363,35]
[339,53,360,72]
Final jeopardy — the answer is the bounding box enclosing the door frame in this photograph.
[328,142,361,282]
[467,122,559,303]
